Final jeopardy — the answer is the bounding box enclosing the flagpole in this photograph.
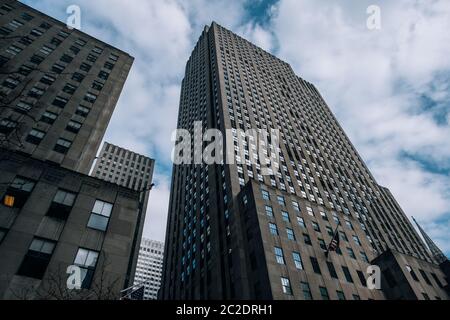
[325,221,340,258]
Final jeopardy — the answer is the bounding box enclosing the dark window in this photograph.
[21,13,35,21]
[62,83,77,94]
[80,63,91,72]
[66,120,82,133]
[357,270,367,287]
[300,282,312,300]
[419,269,432,286]
[40,74,55,85]
[50,37,62,46]
[310,257,321,275]
[30,28,43,37]
[52,96,68,108]
[46,190,76,220]
[17,238,55,279]
[52,63,65,74]
[406,265,419,281]
[69,45,80,55]
[0,55,9,67]
[74,248,99,289]
[16,101,32,114]
[54,138,72,154]
[40,111,58,124]
[26,129,45,144]
[104,62,114,70]
[87,54,97,62]
[60,54,73,63]
[40,22,52,30]
[19,36,33,45]
[422,293,430,300]
[303,233,312,245]
[92,81,104,91]
[30,54,45,65]
[98,71,109,80]
[76,105,90,117]
[319,286,329,300]
[342,266,353,283]
[2,176,35,209]
[431,273,443,288]
[336,290,346,300]
[327,261,338,279]
[72,72,85,82]
[84,92,97,103]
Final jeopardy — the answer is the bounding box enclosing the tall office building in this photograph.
[91,142,155,284]
[161,22,449,300]
[0,0,133,174]
[0,1,143,300]
[133,238,164,300]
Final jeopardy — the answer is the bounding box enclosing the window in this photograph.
[84,92,97,103]
[2,176,35,209]
[54,138,72,154]
[269,223,278,236]
[261,190,270,200]
[352,235,361,246]
[347,247,356,259]
[92,80,104,91]
[292,201,300,212]
[21,12,34,21]
[336,290,346,300]
[72,72,85,82]
[46,189,76,220]
[60,54,73,63]
[419,269,432,286]
[87,54,97,62]
[292,252,304,270]
[19,36,33,45]
[277,195,285,206]
[319,238,327,250]
[312,221,321,232]
[0,119,17,134]
[28,87,44,98]
[76,105,90,117]
[281,277,292,295]
[286,228,295,241]
[297,216,305,228]
[52,63,65,74]
[40,74,56,85]
[319,286,330,300]
[30,54,45,64]
[66,120,82,133]
[18,65,33,75]
[281,211,290,222]
[80,62,92,72]
[361,251,369,263]
[52,96,68,108]
[98,71,109,80]
[310,257,321,275]
[40,22,52,30]
[352,294,361,300]
[74,248,99,289]
[104,62,114,70]
[63,83,77,94]
[2,77,19,89]
[87,200,113,231]
[327,261,338,279]
[40,45,53,55]
[339,231,348,242]
[357,270,367,287]
[26,128,45,144]
[265,205,273,217]
[274,247,285,264]
[422,293,430,300]
[69,45,80,55]
[431,273,444,288]
[75,38,87,46]
[40,111,58,124]
[109,53,119,61]
[342,266,353,283]
[93,46,103,54]
[6,45,22,55]
[17,238,56,279]
[320,211,328,221]
[300,282,312,300]
[15,101,32,114]
[30,28,44,37]
[405,265,419,281]
[326,226,334,236]
[303,233,312,245]
[51,37,62,46]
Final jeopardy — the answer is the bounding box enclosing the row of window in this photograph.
[280,277,361,300]
[2,176,114,232]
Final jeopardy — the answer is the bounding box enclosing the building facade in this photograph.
[91,142,155,286]
[0,0,134,174]
[133,238,164,300]
[0,1,145,300]
[160,22,449,300]
[0,150,141,299]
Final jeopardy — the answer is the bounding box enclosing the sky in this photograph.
[21,0,450,256]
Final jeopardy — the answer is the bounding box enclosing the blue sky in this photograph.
[22,0,450,256]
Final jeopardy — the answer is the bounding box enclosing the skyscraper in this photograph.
[160,22,449,300]
[0,0,133,174]
[0,1,143,300]
[133,238,164,300]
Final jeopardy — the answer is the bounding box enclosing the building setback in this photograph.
[133,238,164,300]
[160,22,449,300]
[91,142,155,287]
[0,0,134,174]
